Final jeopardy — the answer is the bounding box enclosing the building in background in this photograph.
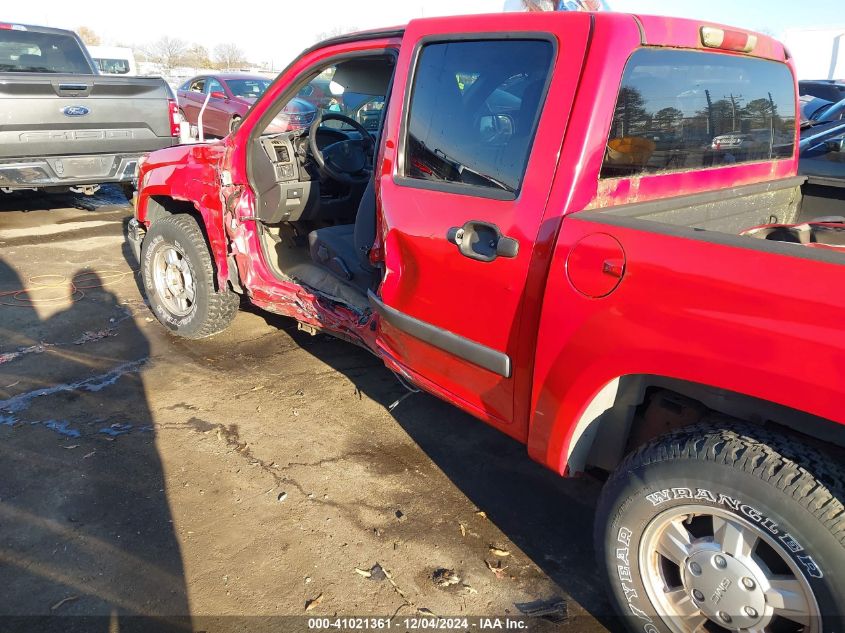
[783,29,845,80]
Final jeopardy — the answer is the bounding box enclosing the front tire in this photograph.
[140,214,238,338]
[596,423,845,633]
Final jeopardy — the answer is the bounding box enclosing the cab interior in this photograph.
[247,55,395,312]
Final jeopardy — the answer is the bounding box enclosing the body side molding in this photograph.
[368,290,512,378]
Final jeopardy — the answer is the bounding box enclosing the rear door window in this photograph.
[402,39,554,198]
[601,49,796,178]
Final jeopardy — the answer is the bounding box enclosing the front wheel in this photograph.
[596,423,845,633]
[141,214,238,338]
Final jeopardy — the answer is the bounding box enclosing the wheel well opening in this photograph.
[145,196,227,292]
[582,376,845,476]
[147,195,197,223]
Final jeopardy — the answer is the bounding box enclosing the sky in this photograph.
[3,0,844,71]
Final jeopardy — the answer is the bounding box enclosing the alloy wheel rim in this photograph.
[152,245,196,317]
[639,504,819,633]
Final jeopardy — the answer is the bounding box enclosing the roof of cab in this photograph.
[0,22,80,37]
[400,11,788,63]
[633,13,787,61]
[308,12,788,65]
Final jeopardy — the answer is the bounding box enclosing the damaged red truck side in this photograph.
[129,12,845,631]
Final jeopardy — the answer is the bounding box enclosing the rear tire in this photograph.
[140,214,238,338]
[596,423,845,633]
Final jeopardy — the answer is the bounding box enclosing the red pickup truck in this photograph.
[128,12,845,631]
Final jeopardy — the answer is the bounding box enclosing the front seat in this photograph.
[308,179,377,293]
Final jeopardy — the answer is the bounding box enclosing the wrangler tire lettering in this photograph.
[598,424,843,632]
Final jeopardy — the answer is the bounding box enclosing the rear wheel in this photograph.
[596,423,845,633]
[141,214,238,338]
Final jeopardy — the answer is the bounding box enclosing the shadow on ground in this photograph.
[254,308,615,628]
[0,258,191,633]
[0,185,128,214]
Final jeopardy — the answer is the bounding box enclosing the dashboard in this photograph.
[253,127,375,224]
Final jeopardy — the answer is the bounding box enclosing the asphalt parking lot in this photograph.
[0,187,612,633]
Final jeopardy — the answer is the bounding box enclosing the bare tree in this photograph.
[213,43,246,71]
[76,26,101,46]
[132,47,150,63]
[112,41,146,62]
[144,36,187,70]
[183,44,212,70]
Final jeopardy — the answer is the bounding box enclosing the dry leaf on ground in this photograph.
[305,593,323,611]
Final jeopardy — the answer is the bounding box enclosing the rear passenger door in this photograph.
[373,14,592,432]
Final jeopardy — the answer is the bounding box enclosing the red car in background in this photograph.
[177,73,316,137]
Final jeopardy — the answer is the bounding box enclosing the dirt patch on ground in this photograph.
[0,192,614,632]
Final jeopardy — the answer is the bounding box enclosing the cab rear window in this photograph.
[0,30,92,74]
[601,49,796,179]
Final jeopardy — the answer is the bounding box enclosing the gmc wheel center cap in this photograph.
[683,545,767,628]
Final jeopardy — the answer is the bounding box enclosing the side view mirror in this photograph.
[210,91,226,100]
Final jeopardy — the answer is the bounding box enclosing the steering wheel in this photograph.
[308,112,374,185]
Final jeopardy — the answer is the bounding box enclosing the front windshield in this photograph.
[262,64,386,135]
[819,99,845,123]
[295,66,384,130]
[801,94,832,123]
[227,79,270,99]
